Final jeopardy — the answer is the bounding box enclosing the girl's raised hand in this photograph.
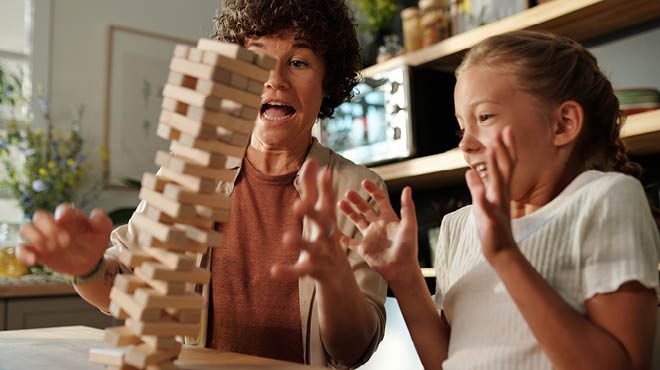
[338,181,419,288]
[465,126,518,262]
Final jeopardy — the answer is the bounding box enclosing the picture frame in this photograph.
[103,24,194,188]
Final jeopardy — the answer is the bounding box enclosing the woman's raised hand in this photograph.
[17,204,113,277]
[338,181,419,288]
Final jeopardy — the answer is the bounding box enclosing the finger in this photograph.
[399,186,418,231]
[16,244,38,266]
[485,146,504,205]
[270,249,312,281]
[465,169,487,210]
[338,233,360,251]
[54,204,87,236]
[345,190,379,223]
[362,179,397,220]
[502,126,517,163]
[19,223,49,254]
[89,208,113,235]
[494,131,513,184]
[32,211,59,251]
[293,198,323,224]
[338,200,369,232]
[299,159,319,206]
[317,169,337,217]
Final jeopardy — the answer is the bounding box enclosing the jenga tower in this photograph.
[88,39,276,369]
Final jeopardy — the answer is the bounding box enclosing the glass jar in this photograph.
[419,0,450,48]
[401,7,422,53]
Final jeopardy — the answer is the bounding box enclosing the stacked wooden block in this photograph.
[89,39,276,370]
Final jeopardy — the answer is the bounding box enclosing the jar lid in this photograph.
[419,0,446,10]
[401,7,420,19]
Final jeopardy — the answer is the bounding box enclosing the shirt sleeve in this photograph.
[579,174,660,302]
[433,215,452,311]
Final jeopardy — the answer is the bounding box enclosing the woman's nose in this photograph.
[264,61,289,90]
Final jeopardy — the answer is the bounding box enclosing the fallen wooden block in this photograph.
[89,347,130,366]
[133,288,204,310]
[133,214,188,244]
[104,326,143,347]
[138,263,211,285]
[124,342,182,368]
[163,183,231,210]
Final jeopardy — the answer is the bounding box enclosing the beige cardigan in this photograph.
[106,139,388,368]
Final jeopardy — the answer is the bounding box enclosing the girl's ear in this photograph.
[552,100,584,147]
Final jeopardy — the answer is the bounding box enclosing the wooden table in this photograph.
[0,325,321,369]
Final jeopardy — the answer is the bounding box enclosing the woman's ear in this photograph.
[552,100,584,147]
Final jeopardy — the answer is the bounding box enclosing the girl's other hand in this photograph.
[465,126,518,262]
[339,181,419,289]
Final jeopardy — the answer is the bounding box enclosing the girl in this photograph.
[328,31,659,369]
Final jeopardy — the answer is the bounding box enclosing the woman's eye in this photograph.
[290,60,308,68]
[478,114,492,122]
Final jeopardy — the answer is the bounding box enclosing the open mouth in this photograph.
[260,101,297,121]
[475,163,488,179]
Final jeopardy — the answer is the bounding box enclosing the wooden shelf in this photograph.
[363,0,660,76]
[372,109,660,191]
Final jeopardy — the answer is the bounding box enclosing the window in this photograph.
[0,0,32,121]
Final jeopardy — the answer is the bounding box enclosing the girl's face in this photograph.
[246,29,326,150]
[454,65,564,204]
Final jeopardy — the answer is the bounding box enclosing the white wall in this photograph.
[38,0,220,214]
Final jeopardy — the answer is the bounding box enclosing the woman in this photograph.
[17,0,388,367]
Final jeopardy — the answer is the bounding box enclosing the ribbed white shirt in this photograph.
[433,170,660,369]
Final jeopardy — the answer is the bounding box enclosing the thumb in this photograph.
[465,169,486,207]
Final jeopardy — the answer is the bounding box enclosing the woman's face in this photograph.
[454,65,561,202]
[246,29,326,150]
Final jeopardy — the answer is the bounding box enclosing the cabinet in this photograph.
[365,0,660,191]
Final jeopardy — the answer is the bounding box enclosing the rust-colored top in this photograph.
[207,158,303,363]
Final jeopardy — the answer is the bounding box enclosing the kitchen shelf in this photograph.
[362,0,660,77]
[372,109,660,191]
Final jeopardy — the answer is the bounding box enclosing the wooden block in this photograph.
[173,44,190,59]
[105,364,139,370]
[104,326,142,347]
[247,79,264,95]
[89,347,130,366]
[145,361,178,370]
[252,49,277,70]
[133,288,204,309]
[173,223,224,247]
[197,38,256,64]
[126,317,200,337]
[186,105,254,135]
[132,214,187,244]
[240,105,259,120]
[161,97,188,115]
[217,126,251,147]
[163,183,231,209]
[138,232,209,254]
[195,79,261,109]
[159,167,218,194]
[228,72,248,90]
[155,150,236,183]
[114,274,149,293]
[202,50,270,82]
[177,132,246,158]
[194,205,230,223]
[143,204,217,230]
[138,263,211,284]
[124,342,182,369]
[142,244,196,270]
[156,122,181,142]
[169,58,233,86]
[169,141,240,169]
[141,172,171,192]
[159,110,216,139]
[167,71,196,89]
[188,47,204,63]
[110,287,162,321]
[141,336,180,351]
[118,249,155,268]
[164,308,201,324]
[109,301,129,320]
[139,187,197,219]
[134,266,187,295]
[162,84,223,112]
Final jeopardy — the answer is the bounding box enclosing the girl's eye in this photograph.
[290,60,308,68]
[478,114,492,122]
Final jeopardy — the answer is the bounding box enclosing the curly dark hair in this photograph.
[212,0,361,119]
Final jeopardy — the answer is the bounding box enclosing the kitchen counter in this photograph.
[0,275,75,298]
[0,325,322,369]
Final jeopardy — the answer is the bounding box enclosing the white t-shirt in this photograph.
[433,170,660,370]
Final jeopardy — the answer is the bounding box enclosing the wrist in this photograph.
[63,257,106,286]
[488,246,523,272]
[387,262,422,293]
